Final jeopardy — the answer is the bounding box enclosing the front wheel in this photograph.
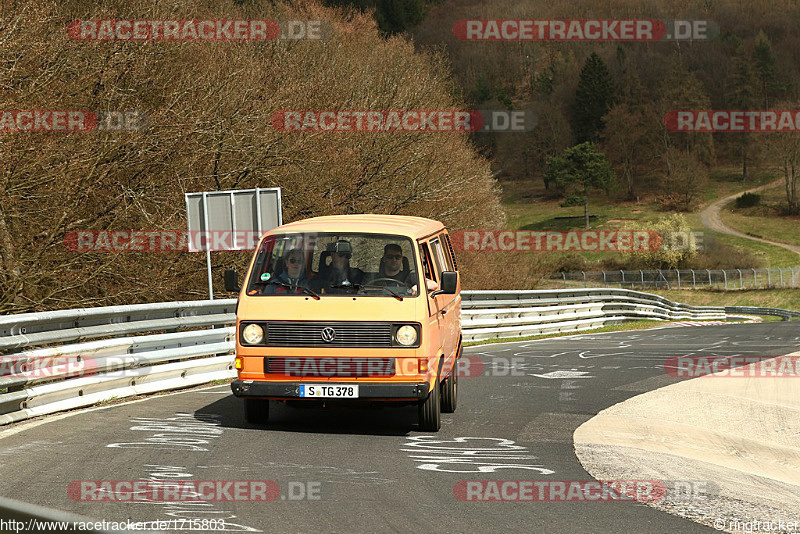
[418,381,441,431]
[244,398,270,425]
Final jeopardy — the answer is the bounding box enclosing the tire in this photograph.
[441,365,458,413]
[418,381,441,431]
[244,398,270,425]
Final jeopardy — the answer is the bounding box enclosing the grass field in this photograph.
[645,288,800,310]
[699,168,777,203]
[719,185,800,247]
[500,169,800,269]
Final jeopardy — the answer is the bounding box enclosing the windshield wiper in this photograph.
[260,280,321,300]
[356,283,404,301]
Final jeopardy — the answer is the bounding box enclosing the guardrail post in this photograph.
[562,272,567,288]
[737,269,743,289]
[779,267,784,288]
[582,271,586,288]
[723,270,727,289]
[620,270,625,288]
[692,269,696,289]
[602,271,607,284]
[706,269,712,288]
[640,270,644,287]
[752,268,758,288]
[676,269,681,289]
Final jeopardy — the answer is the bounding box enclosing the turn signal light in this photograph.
[418,359,428,373]
[235,356,243,370]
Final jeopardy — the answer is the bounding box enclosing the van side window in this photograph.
[443,233,458,271]
[430,237,448,274]
[419,243,437,282]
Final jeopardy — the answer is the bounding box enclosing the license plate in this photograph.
[299,384,359,398]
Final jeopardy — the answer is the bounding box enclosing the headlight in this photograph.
[395,325,418,346]
[242,324,264,345]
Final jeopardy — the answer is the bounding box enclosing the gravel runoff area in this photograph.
[574,351,800,533]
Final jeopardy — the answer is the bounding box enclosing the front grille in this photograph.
[265,357,396,377]
[265,321,393,347]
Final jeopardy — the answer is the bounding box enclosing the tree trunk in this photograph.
[742,145,748,183]
[791,160,799,215]
[584,196,590,229]
[0,202,23,308]
[626,167,635,200]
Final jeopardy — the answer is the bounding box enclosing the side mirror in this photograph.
[224,269,240,292]
[431,271,457,297]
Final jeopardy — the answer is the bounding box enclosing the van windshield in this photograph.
[245,233,420,297]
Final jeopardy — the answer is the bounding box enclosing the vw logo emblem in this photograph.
[320,327,336,343]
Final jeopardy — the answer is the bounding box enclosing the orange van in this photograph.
[225,214,462,431]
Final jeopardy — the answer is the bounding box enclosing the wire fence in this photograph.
[548,267,800,290]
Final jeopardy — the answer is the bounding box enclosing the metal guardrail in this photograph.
[550,267,800,290]
[0,300,238,426]
[2,290,796,424]
[461,288,728,341]
[0,299,236,351]
[725,306,800,321]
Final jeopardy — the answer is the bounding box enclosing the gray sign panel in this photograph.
[185,188,282,251]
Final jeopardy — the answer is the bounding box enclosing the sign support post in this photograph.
[185,187,282,300]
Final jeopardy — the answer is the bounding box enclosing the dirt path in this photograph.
[698,178,800,255]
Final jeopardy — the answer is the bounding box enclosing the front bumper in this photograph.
[231,379,430,400]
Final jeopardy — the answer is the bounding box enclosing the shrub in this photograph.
[625,214,699,269]
[735,192,761,208]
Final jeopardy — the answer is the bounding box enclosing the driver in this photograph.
[378,244,412,283]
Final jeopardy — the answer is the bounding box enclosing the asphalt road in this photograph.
[1,322,799,533]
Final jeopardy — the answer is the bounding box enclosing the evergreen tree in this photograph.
[728,45,761,181]
[570,53,615,144]
[545,143,615,229]
[660,56,714,165]
[323,0,426,34]
[602,103,658,200]
[753,31,783,109]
